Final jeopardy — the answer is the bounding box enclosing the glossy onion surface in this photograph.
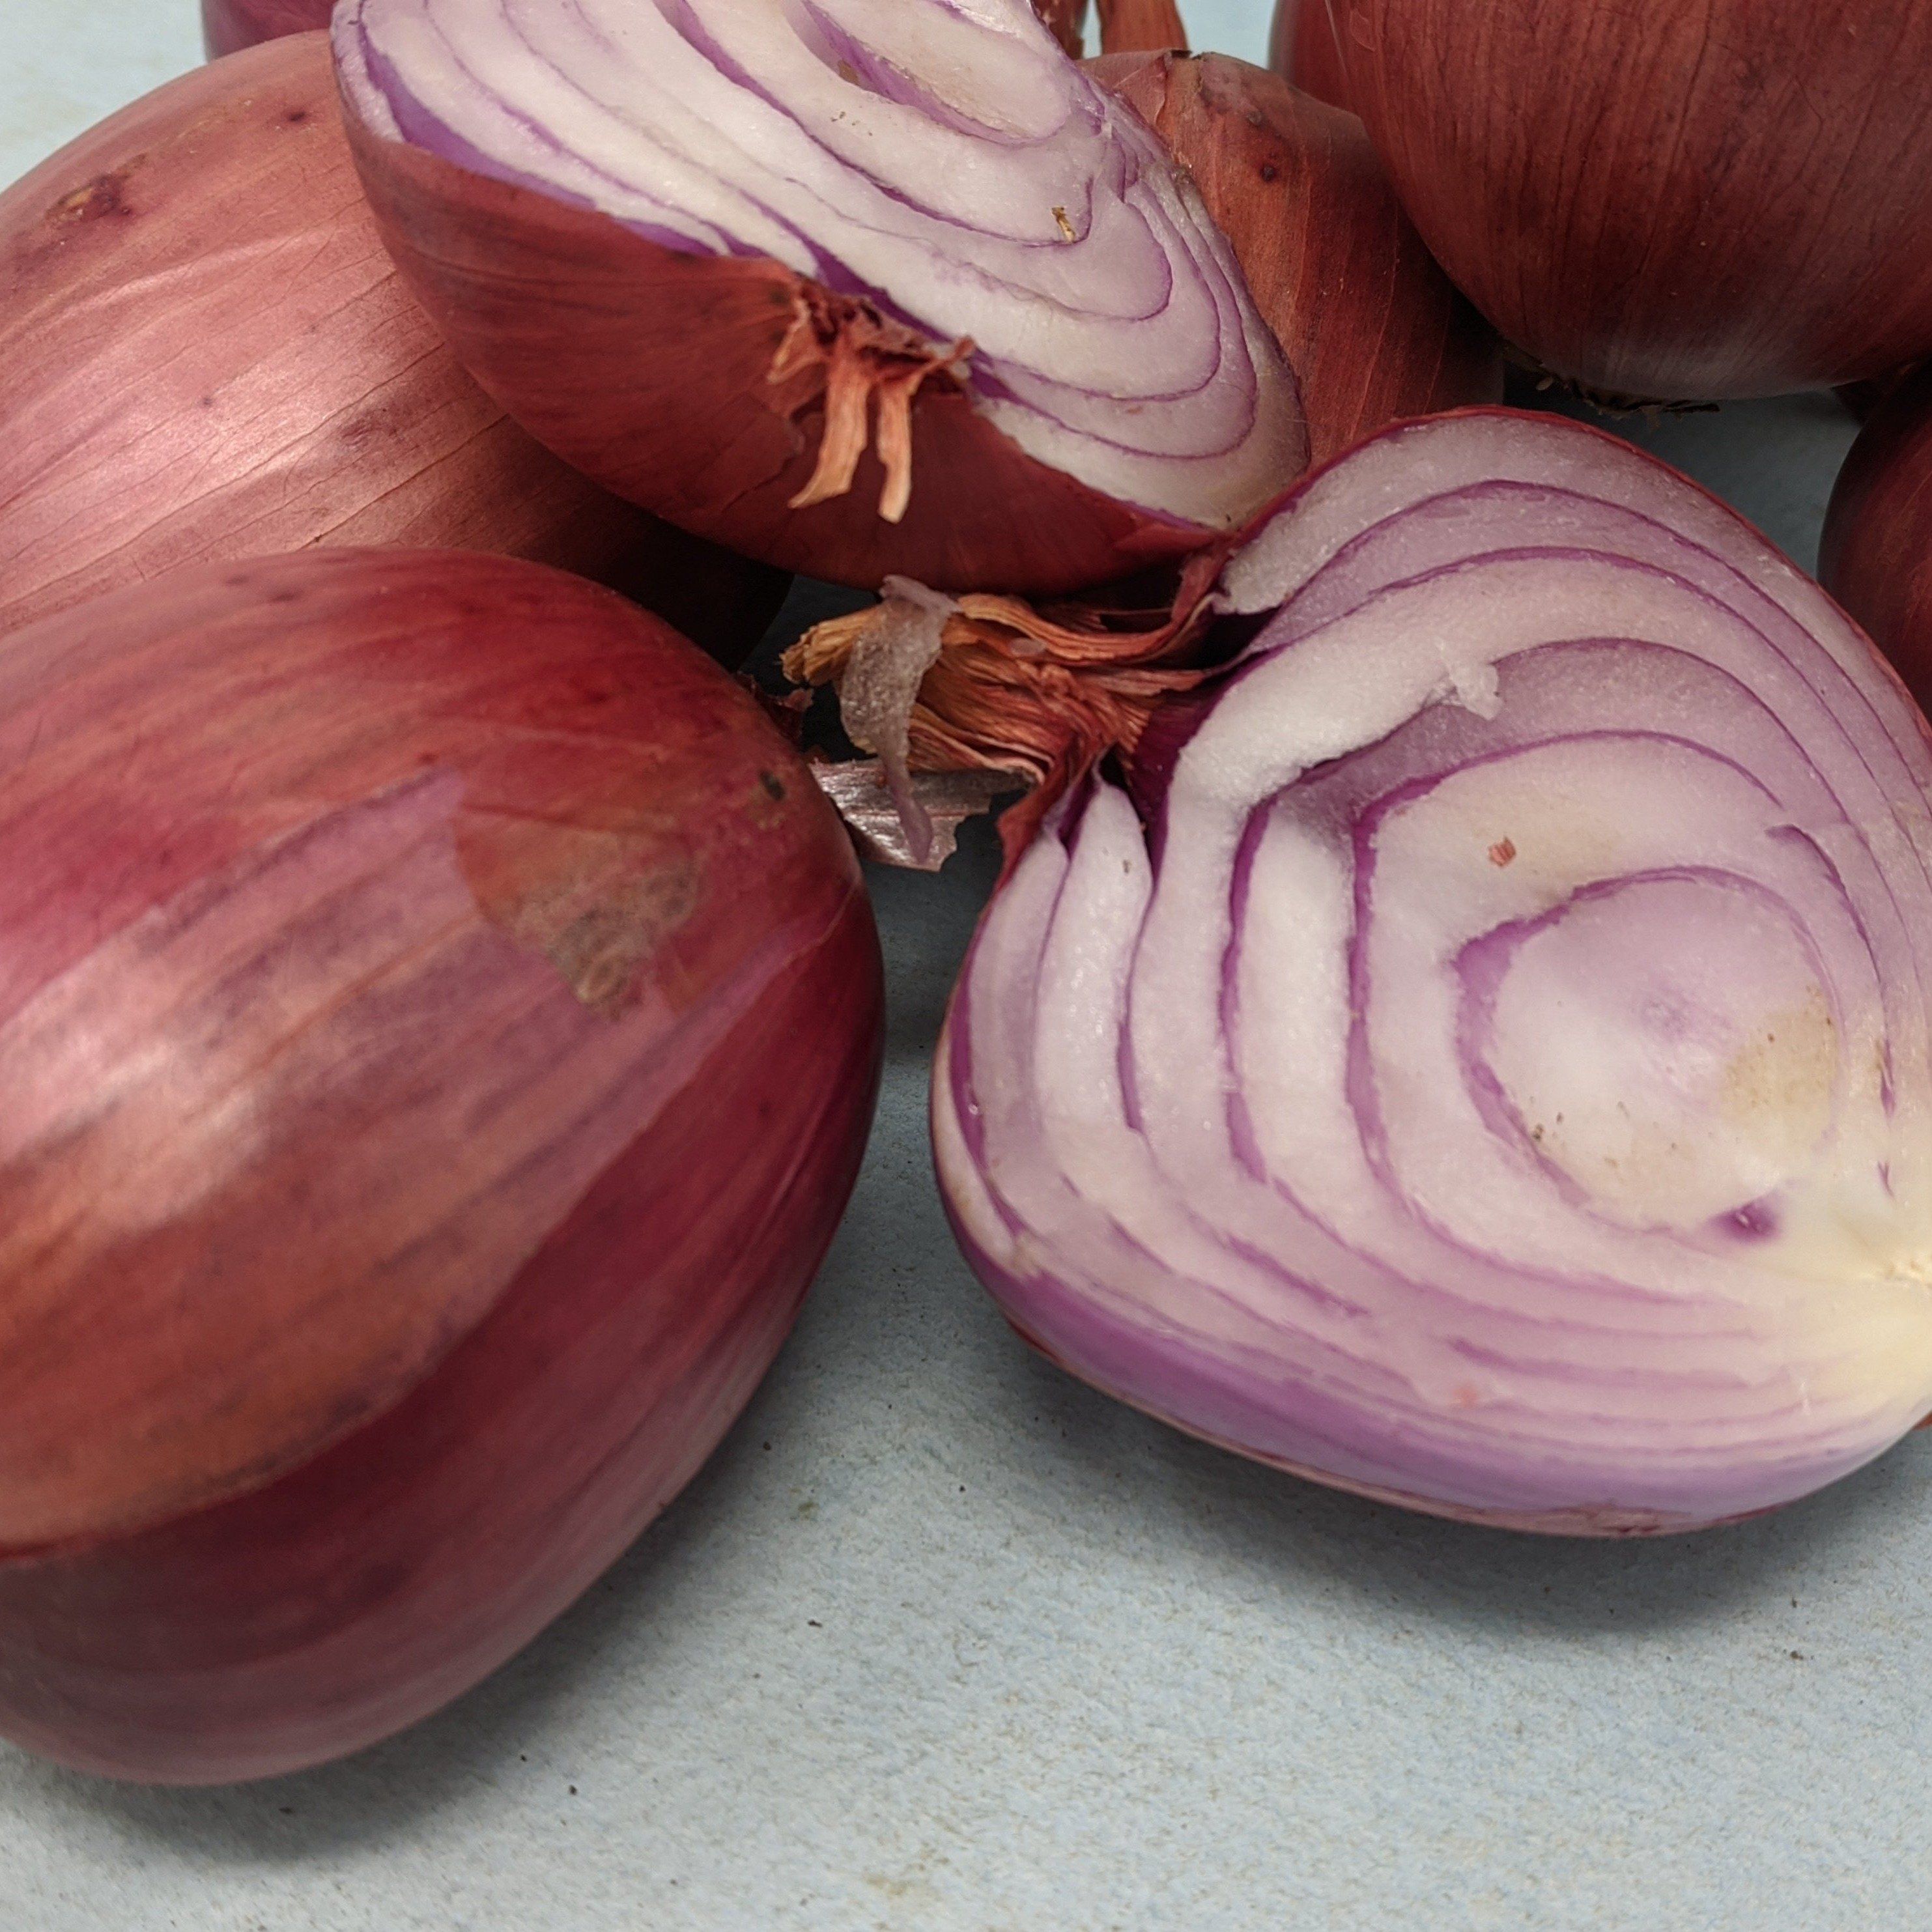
[1821,363,1932,714]
[0,550,882,1782]
[939,410,1932,1534]
[0,36,786,656]
[334,0,1305,594]
[203,0,334,54]
[1332,0,1932,400]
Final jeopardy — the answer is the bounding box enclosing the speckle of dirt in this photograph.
[48,168,137,227]
[1259,161,1279,183]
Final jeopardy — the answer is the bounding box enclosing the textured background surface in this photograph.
[0,5,1922,1929]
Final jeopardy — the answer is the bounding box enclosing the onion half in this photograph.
[0,549,882,1783]
[1822,363,1932,712]
[332,0,1307,595]
[1332,0,1932,400]
[0,36,786,657]
[937,409,1932,1534]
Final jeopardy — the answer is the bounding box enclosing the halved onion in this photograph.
[333,0,1307,594]
[937,409,1932,1533]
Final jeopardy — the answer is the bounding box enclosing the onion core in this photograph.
[937,408,1932,1533]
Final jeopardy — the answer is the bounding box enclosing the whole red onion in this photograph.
[1266,0,1351,110]
[1821,362,1932,710]
[334,0,1308,596]
[1093,52,1499,466]
[203,0,333,55]
[0,548,883,1784]
[1331,0,1932,400]
[0,36,786,657]
[938,410,1932,1534]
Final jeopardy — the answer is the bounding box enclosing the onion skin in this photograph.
[0,36,786,659]
[202,0,332,55]
[1333,0,1932,400]
[0,549,882,1783]
[1093,53,1500,465]
[937,408,1932,1535]
[1267,0,1352,109]
[337,102,1217,599]
[1094,0,1189,55]
[1821,363,1932,710]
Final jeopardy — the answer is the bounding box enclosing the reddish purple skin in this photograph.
[0,550,883,1784]
[203,0,334,57]
[1822,363,1932,714]
[1267,0,1352,111]
[337,85,1214,597]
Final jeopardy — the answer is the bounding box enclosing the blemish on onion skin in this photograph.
[760,771,787,803]
[1259,162,1279,184]
[48,170,135,225]
[1488,837,1517,867]
[1053,206,1075,242]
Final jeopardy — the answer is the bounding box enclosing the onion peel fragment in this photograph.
[769,291,973,524]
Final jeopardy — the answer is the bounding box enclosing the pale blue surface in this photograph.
[0,7,1920,1931]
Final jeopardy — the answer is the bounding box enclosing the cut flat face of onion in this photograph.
[334,0,1305,593]
[937,409,1932,1534]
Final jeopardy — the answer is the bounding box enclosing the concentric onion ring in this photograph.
[937,410,1932,1533]
[333,0,1305,592]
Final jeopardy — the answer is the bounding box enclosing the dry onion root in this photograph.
[935,410,1932,1534]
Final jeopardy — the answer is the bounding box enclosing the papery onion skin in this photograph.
[1266,0,1351,111]
[334,0,1305,597]
[1093,52,1500,464]
[1092,0,1189,55]
[0,549,882,1783]
[937,408,1932,1535]
[1821,363,1932,712]
[0,36,786,659]
[1333,0,1932,400]
[203,0,334,55]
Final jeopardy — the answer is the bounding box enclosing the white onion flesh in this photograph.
[334,0,1304,528]
[937,410,1932,1533]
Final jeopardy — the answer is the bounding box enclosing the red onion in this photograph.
[0,36,786,658]
[1266,0,1350,110]
[936,409,1932,1534]
[0,548,882,1783]
[1092,53,1499,467]
[1091,0,1189,55]
[203,0,334,54]
[1822,363,1932,711]
[1331,0,1932,401]
[333,0,1307,596]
